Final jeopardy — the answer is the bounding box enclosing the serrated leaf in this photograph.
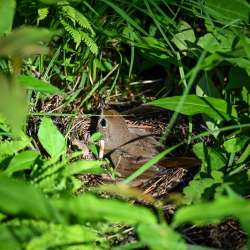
[38,118,66,158]
[0,139,30,157]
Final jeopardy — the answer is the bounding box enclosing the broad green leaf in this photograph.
[193,143,226,170]
[224,136,249,153]
[138,223,186,250]
[0,75,27,134]
[172,20,195,52]
[198,31,234,53]
[173,196,250,237]
[17,75,62,95]
[64,160,104,176]
[5,150,39,176]
[0,225,21,250]
[0,0,16,36]
[0,27,53,57]
[0,174,53,220]
[53,194,157,225]
[206,0,250,23]
[27,224,102,250]
[38,117,66,158]
[183,171,223,204]
[149,95,237,121]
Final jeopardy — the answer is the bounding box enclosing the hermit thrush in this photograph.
[98,109,199,184]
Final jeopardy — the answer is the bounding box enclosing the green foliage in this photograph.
[17,75,63,95]
[149,95,238,121]
[38,117,66,158]
[58,1,98,54]
[0,0,250,249]
[0,0,16,36]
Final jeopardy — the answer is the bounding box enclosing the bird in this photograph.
[97,109,199,185]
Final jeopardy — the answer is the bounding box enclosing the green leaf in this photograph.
[17,75,62,95]
[0,174,53,220]
[0,0,16,36]
[27,224,103,250]
[53,194,157,225]
[193,143,226,170]
[5,150,39,176]
[183,171,223,204]
[172,20,195,52]
[0,138,31,158]
[38,118,66,158]
[149,95,237,121]
[64,160,104,176]
[138,223,186,250]
[224,136,250,153]
[198,31,234,53]
[237,142,250,164]
[205,0,250,23]
[173,196,250,237]
[0,27,54,57]
[90,131,103,142]
[0,225,21,250]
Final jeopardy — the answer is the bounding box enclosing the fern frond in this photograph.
[60,17,81,48]
[0,139,30,157]
[37,8,49,23]
[80,31,98,55]
[60,5,94,35]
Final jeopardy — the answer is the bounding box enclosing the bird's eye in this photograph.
[99,118,107,128]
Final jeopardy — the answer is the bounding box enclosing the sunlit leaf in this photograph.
[5,150,39,176]
[206,0,250,23]
[38,118,66,158]
[193,143,226,170]
[53,194,157,225]
[224,136,249,153]
[17,75,63,95]
[0,0,16,36]
[0,27,54,57]
[64,160,104,175]
[0,174,53,220]
[149,95,238,121]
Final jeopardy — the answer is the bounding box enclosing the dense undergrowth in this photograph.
[0,0,250,249]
